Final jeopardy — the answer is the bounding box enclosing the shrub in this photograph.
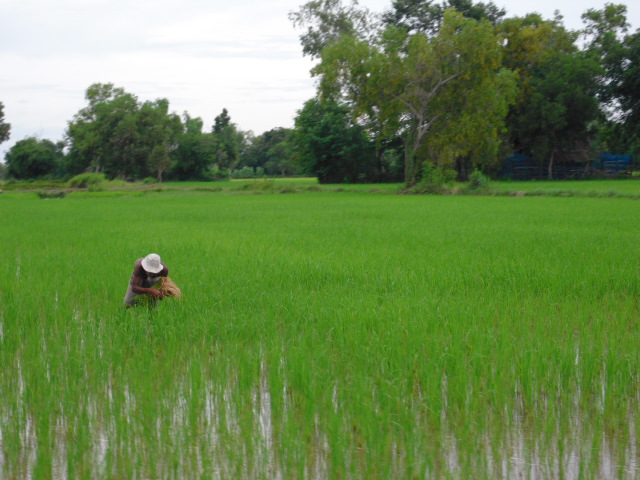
[413,163,457,194]
[67,173,106,189]
[468,169,490,190]
[232,167,256,179]
[201,164,230,181]
[36,190,66,199]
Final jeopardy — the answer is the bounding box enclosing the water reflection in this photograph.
[2,361,639,479]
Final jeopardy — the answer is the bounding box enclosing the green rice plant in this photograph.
[1,190,639,478]
[492,178,640,198]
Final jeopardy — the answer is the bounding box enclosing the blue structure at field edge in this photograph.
[499,152,634,180]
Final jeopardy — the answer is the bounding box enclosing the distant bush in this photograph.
[412,163,457,194]
[201,164,230,181]
[278,185,297,194]
[142,177,157,184]
[467,169,490,191]
[0,179,65,190]
[67,173,106,189]
[232,167,256,179]
[36,190,66,199]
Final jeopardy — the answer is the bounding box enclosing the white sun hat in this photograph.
[141,253,163,273]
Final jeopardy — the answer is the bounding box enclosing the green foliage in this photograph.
[381,0,506,35]
[147,144,172,182]
[65,83,182,180]
[205,163,230,181]
[36,190,66,199]
[240,128,300,177]
[499,12,606,177]
[467,168,490,190]
[421,12,518,172]
[172,114,217,180]
[289,0,374,59]
[381,0,445,35]
[589,23,640,157]
[581,3,629,110]
[315,9,517,185]
[0,101,10,145]
[4,137,62,179]
[412,162,457,193]
[232,166,258,179]
[67,172,107,189]
[509,50,602,175]
[211,108,243,173]
[293,98,375,183]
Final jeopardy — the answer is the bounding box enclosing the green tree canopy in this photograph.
[294,97,375,183]
[5,137,62,179]
[172,113,217,180]
[498,13,578,100]
[211,109,243,173]
[242,128,300,176]
[289,0,376,59]
[382,0,505,35]
[65,83,181,180]
[582,4,640,157]
[497,13,606,174]
[0,102,10,145]
[315,9,517,184]
[509,51,602,177]
[582,3,629,110]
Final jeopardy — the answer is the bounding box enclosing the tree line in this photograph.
[291,0,639,183]
[1,1,638,185]
[0,84,300,182]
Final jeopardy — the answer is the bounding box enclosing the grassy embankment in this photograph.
[2,175,640,197]
[1,183,639,478]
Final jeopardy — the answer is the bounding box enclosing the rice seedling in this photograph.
[0,187,639,478]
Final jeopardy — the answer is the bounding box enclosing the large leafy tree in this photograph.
[499,13,578,100]
[316,9,517,184]
[172,114,217,180]
[66,83,138,175]
[294,98,375,183]
[137,99,182,181]
[381,0,505,35]
[212,108,243,173]
[66,83,181,179]
[611,30,640,156]
[499,14,602,175]
[289,0,376,59]
[509,51,602,177]
[243,128,300,176]
[581,3,629,111]
[5,137,63,179]
[0,102,10,145]
[582,4,640,157]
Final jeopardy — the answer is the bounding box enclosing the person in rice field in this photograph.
[123,253,168,307]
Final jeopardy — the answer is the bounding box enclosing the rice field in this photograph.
[1,183,640,479]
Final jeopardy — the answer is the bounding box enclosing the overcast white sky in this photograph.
[1,0,638,159]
